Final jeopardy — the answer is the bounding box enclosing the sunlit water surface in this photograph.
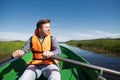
[61,44,120,80]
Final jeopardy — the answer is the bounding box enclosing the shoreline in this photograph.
[77,46,120,58]
[66,39,120,58]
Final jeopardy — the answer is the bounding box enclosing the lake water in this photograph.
[61,44,120,80]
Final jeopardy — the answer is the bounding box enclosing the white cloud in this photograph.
[53,30,120,42]
[0,32,32,41]
[0,30,120,42]
[93,30,120,38]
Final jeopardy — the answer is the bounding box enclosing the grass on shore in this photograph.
[0,41,25,61]
[0,39,120,62]
[66,38,120,56]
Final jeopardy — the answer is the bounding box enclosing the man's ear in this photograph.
[38,28,41,32]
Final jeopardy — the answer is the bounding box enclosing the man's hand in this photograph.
[12,50,24,58]
[43,51,54,58]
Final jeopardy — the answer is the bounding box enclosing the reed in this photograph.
[0,41,25,61]
[66,39,120,56]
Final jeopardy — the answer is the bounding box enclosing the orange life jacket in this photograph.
[27,35,55,65]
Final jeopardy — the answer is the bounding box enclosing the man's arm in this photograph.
[51,36,61,56]
[21,38,31,53]
[12,38,31,58]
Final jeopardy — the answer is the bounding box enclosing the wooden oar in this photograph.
[0,56,18,67]
[51,56,120,77]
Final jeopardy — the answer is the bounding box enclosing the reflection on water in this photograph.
[61,44,120,80]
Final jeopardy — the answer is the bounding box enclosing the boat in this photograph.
[0,46,108,80]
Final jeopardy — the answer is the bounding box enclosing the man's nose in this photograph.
[48,28,50,31]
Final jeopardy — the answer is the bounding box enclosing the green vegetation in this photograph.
[1,39,120,62]
[0,41,25,61]
[66,39,120,56]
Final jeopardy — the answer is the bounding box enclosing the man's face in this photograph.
[39,23,50,36]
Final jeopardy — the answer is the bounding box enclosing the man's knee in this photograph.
[19,70,36,80]
[48,71,61,80]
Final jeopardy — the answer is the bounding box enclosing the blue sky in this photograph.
[0,0,120,42]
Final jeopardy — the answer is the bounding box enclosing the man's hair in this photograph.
[36,19,50,29]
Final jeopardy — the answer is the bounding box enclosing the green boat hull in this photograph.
[0,46,99,80]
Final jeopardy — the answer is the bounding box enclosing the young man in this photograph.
[12,19,61,80]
